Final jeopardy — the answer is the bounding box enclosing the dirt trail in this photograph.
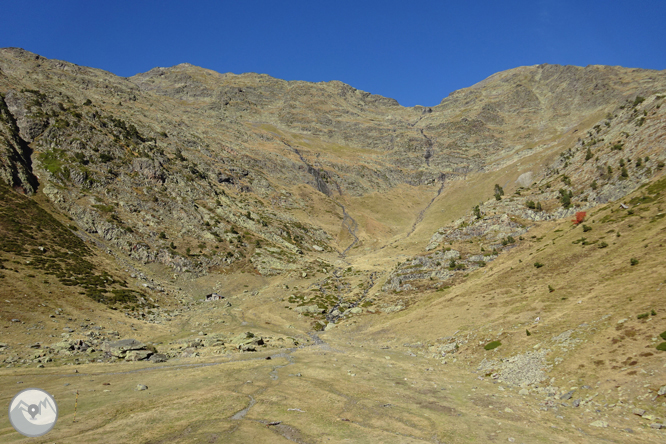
[405,173,446,239]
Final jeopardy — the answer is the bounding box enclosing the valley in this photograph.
[1,47,666,442]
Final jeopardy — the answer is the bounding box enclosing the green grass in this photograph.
[484,341,501,350]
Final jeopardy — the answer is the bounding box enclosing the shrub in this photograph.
[484,341,502,350]
[494,184,504,201]
[585,148,593,161]
[582,225,592,232]
[657,342,666,351]
[651,309,656,316]
[526,329,531,336]
[598,241,608,248]
[657,161,665,170]
[534,262,544,268]
[633,96,645,107]
[591,181,598,190]
[526,200,536,209]
[473,205,482,219]
[611,143,623,151]
[536,202,542,211]
[637,313,649,320]
[660,331,666,340]
[548,285,555,293]
[620,167,629,178]
[630,258,639,266]
[159,232,166,239]
[558,189,572,208]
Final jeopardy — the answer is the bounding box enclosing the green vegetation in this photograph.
[484,341,501,350]
[526,329,531,336]
[534,262,544,268]
[632,96,645,107]
[656,343,666,352]
[620,166,629,179]
[637,313,649,320]
[630,258,639,266]
[548,285,555,293]
[558,189,572,209]
[494,184,504,201]
[660,331,666,340]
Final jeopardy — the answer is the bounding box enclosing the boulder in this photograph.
[295,305,324,314]
[52,341,73,351]
[102,339,146,358]
[125,350,153,361]
[149,353,168,363]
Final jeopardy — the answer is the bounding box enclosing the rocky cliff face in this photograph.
[0,47,665,281]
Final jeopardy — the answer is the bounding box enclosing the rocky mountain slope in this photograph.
[1,47,666,442]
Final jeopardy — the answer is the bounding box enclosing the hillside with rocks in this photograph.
[1,47,666,443]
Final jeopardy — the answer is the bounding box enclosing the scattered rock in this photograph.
[632,408,646,416]
[560,390,574,400]
[658,385,666,396]
[589,420,608,428]
[135,384,148,391]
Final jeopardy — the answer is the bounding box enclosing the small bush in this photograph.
[651,309,656,316]
[591,181,598,190]
[637,313,649,320]
[659,331,666,340]
[633,96,645,107]
[598,241,608,248]
[526,200,536,209]
[484,341,502,350]
[630,258,639,266]
[526,329,531,336]
[548,285,555,293]
[494,184,504,201]
[159,232,166,239]
[582,225,592,232]
[534,262,544,268]
[656,342,666,351]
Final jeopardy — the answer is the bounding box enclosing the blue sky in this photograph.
[2,1,665,107]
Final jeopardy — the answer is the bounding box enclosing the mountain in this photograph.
[1,47,665,442]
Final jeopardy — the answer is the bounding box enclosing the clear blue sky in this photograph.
[2,1,665,107]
